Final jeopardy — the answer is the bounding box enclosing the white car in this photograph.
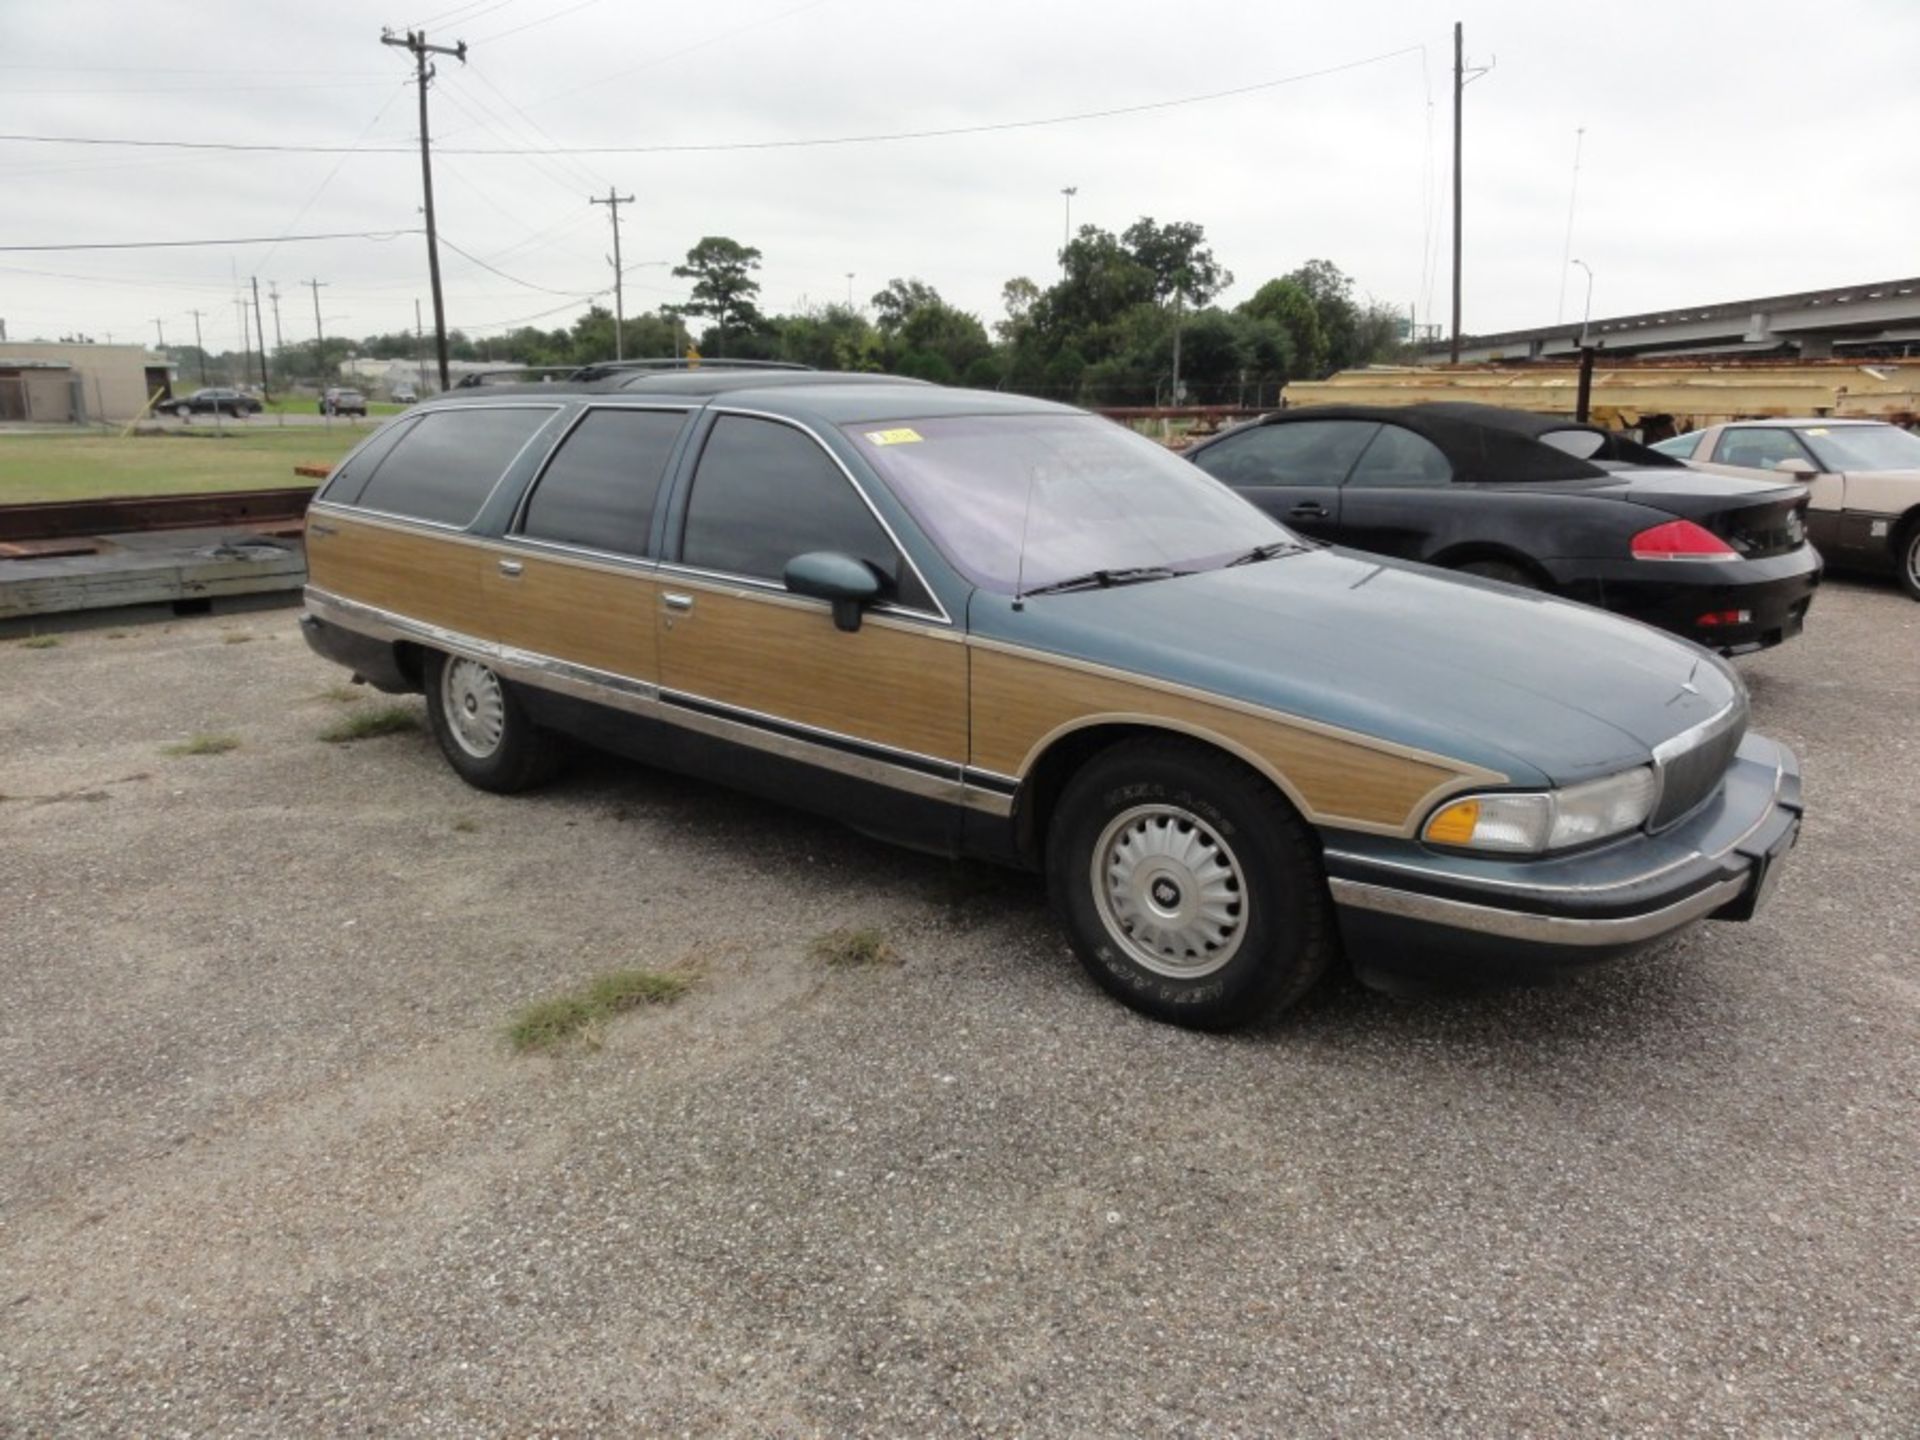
[1656,418,1920,598]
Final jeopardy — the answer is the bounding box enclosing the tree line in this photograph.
[178,219,1411,403]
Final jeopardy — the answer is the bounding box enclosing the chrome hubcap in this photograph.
[1906,530,1920,589]
[1091,804,1248,978]
[441,657,506,759]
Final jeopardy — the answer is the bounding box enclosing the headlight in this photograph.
[1423,767,1658,854]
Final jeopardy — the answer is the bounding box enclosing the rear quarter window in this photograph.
[315,415,421,506]
[350,406,556,527]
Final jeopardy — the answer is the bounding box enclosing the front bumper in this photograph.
[1324,732,1802,993]
[1550,549,1822,654]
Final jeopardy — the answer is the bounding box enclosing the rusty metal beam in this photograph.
[0,487,316,544]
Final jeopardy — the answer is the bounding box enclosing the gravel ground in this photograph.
[1,580,1914,1437]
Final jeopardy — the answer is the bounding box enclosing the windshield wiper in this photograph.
[1224,541,1306,567]
[1018,565,1178,598]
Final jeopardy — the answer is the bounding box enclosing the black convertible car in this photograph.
[1185,403,1821,654]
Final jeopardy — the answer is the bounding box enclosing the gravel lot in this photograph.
[1,580,1915,1436]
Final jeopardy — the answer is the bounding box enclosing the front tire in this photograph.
[1046,737,1335,1029]
[1897,519,1920,601]
[423,651,562,793]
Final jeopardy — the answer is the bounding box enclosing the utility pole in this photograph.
[1170,282,1185,406]
[189,309,207,383]
[236,296,252,390]
[307,278,329,422]
[845,272,854,309]
[414,297,427,396]
[250,276,271,401]
[1450,21,1492,365]
[267,283,286,355]
[152,317,166,348]
[589,187,635,360]
[382,26,466,392]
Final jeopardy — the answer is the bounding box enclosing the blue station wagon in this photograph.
[300,371,1804,1028]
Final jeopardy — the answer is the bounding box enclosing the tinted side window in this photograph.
[354,407,553,527]
[518,408,686,557]
[680,416,923,604]
[1345,425,1453,487]
[1713,427,1813,471]
[1192,421,1379,489]
[317,415,421,506]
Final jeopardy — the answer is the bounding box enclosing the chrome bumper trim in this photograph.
[1329,873,1749,947]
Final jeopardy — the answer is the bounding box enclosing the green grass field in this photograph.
[0,429,361,503]
[257,396,408,418]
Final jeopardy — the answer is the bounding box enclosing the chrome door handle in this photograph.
[307,521,337,538]
[497,558,524,577]
[662,592,694,611]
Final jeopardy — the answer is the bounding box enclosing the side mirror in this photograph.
[1773,457,1818,478]
[784,551,882,633]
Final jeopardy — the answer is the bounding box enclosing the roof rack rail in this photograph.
[566,357,815,382]
[450,366,579,389]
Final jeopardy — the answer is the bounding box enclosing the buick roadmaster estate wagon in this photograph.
[301,371,1804,1029]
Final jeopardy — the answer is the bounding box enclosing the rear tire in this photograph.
[1897,518,1920,601]
[423,650,563,793]
[1046,737,1335,1030]
[1455,558,1538,589]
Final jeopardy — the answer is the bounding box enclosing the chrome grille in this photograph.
[1649,699,1747,831]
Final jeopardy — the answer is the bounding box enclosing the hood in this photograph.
[979,548,1743,788]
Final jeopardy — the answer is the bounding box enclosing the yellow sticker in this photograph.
[1805,427,1829,436]
[865,427,923,446]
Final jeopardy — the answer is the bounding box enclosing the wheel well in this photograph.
[392,640,427,690]
[1895,505,1920,545]
[1014,722,1307,865]
[1430,543,1555,588]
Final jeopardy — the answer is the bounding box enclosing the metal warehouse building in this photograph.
[0,342,173,423]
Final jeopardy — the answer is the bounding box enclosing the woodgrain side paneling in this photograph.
[305,512,484,634]
[478,548,656,682]
[659,581,967,762]
[969,644,1493,834]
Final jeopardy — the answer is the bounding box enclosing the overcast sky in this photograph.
[4,0,1917,354]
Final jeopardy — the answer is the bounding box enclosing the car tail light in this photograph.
[1696,609,1752,628]
[1631,519,1739,560]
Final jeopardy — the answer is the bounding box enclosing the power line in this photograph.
[0,228,421,252]
[438,234,586,295]
[0,47,1423,158]
[381,24,468,392]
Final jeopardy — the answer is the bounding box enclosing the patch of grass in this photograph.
[507,968,693,1053]
[18,635,60,649]
[317,684,363,704]
[318,704,419,743]
[809,926,900,968]
[105,631,129,639]
[452,817,479,833]
[221,632,253,645]
[162,733,241,757]
[0,429,352,503]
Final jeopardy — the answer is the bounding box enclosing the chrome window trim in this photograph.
[302,587,1009,817]
[341,401,567,533]
[494,533,663,574]
[1329,873,1749,946]
[683,405,953,626]
[652,560,949,626]
[508,401,694,550]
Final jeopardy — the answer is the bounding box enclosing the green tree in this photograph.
[672,236,764,355]
[870,278,942,334]
[1238,278,1328,377]
[996,277,1042,344]
[1122,218,1232,307]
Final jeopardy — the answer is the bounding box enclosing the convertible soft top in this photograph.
[1411,402,1684,469]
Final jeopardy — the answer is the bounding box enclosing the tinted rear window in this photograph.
[316,415,421,506]
[518,408,686,557]
[352,407,555,527]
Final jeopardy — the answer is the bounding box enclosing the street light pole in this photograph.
[1060,185,1077,252]
[1572,258,1595,346]
[1571,257,1596,422]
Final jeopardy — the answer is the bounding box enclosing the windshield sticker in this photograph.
[865,427,923,446]
[1804,427,1829,436]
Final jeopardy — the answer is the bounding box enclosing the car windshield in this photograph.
[846,413,1289,596]
[1796,424,1920,472]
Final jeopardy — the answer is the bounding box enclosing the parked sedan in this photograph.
[1186,402,1821,653]
[168,387,259,419]
[1657,418,1920,598]
[298,374,1802,1030]
[320,387,369,417]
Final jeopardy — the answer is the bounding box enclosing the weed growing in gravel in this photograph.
[809,926,899,968]
[319,705,419,743]
[506,968,693,1053]
[221,633,253,645]
[163,733,241,757]
[452,817,479,833]
[318,684,363,704]
[18,636,60,649]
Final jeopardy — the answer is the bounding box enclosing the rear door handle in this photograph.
[497,558,524,577]
[662,592,694,611]
[307,521,337,538]
[1287,502,1330,520]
